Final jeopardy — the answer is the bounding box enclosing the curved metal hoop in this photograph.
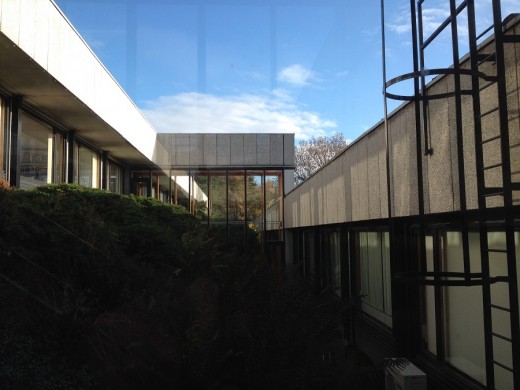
[393,271,509,286]
[384,68,498,101]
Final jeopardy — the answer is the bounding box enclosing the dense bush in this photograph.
[0,184,373,389]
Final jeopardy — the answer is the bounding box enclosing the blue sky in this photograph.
[54,0,519,142]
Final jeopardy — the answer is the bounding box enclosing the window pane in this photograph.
[53,132,65,184]
[108,161,123,193]
[20,114,53,189]
[209,173,227,238]
[193,172,208,222]
[444,232,486,385]
[246,172,263,238]
[171,170,190,211]
[358,231,392,327]
[265,172,282,240]
[423,235,437,355]
[228,171,245,240]
[78,146,99,188]
[330,231,341,297]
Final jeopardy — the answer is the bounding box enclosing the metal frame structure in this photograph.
[381,1,519,388]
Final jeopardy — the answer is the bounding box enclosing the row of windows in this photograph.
[290,226,520,389]
[0,95,123,193]
[131,169,284,242]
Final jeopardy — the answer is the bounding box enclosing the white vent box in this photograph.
[385,358,427,390]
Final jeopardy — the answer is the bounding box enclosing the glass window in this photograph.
[357,231,392,327]
[443,231,485,385]
[420,230,517,386]
[108,161,123,193]
[265,172,282,241]
[19,114,53,189]
[171,170,190,210]
[303,230,315,282]
[75,144,99,188]
[228,171,245,241]
[246,171,263,239]
[193,171,208,222]
[53,132,66,184]
[330,231,341,297]
[209,172,227,237]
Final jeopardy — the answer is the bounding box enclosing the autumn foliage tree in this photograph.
[294,132,349,185]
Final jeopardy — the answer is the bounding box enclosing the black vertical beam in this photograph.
[9,96,22,188]
[492,1,520,386]
[207,172,210,227]
[411,0,428,358]
[101,151,108,190]
[168,168,172,204]
[67,130,76,184]
[263,170,267,254]
[467,0,495,386]
[147,169,152,197]
[448,0,471,282]
[226,170,229,240]
[244,170,247,242]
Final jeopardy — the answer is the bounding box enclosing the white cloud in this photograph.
[277,64,317,86]
[141,91,336,141]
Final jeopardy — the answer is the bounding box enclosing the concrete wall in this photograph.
[156,133,295,169]
[0,0,158,162]
[285,16,520,229]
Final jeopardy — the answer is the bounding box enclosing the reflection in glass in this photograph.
[108,161,123,193]
[358,231,392,327]
[20,114,53,189]
[228,171,245,241]
[194,172,208,222]
[77,145,99,188]
[265,172,282,241]
[209,173,227,238]
[171,170,190,211]
[330,232,341,297]
[247,172,263,239]
[53,132,65,184]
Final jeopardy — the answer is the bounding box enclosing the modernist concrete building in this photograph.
[2,0,520,389]
[0,0,294,253]
[284,6,520,390]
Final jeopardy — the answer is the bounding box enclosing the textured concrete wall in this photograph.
[157,133,295,169]
[285,16,520,229]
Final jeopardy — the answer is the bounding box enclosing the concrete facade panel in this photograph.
[284,134,295,166]
[390,104,418,218]
[175,134,190,166]
[1,0,21,45]
[244,134,256,165]
[189,134,204,166]
[351,141,369,221]
[270,134,284,165]
[34,0,49,68]
[216,134,231,166]
[257,134,270,165]
[367,130,382,220]
[19,0,36,59]
[343,147,353,222]
[230,134,244,165]
[204,134,217,166]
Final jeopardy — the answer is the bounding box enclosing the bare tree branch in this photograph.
[294,132,349,185]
